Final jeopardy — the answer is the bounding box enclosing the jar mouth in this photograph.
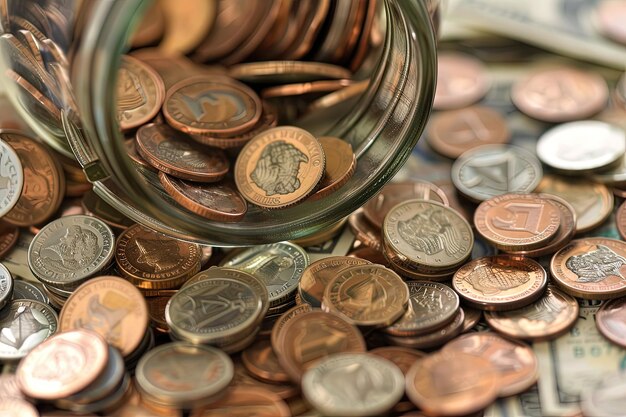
[70,0,436,245]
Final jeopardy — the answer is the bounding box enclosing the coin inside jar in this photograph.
[189,387,291,417]
[369,346,426,375]
[308,136,356,201]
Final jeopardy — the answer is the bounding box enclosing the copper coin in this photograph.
[290,217,347,248]
[348,209,382,250]
[616,200,626,240]
[228,60,352,83]
[0,374,23,400]
[189,387,291,417]
[433,53,491,110]
[136,123,229,182]
[474,193,561,252]
[273,310,366,382]
[163,76,262,137]
[116,55,165,131]
[59,276,149,356]
[146,291,176,333]
[596,297,626,348]
[363,181,449,230]
[347,246,389,266]
[443,333,539,397]
[3,131,64,226]
[17,329,109,400]
[512,67,608,122]
[261,79,353,99]
[0,222,19,258]
[230,361,298,400]
[427,106,510,159]
[29,198,85,235]
[0,398,38,417]
[308,136,356,201]
[595,0,626,45]
[126,139,156,172]
[461,306,483,332]
[270,303,313,351]
[453,255,548,311]
[551,238,626,300]
[385,308,465,350]
[159,172,247,222]
[369,346,426,375]
[484,286,579,342]
[242,339,290,384]
[81,189,135,230]
[405,351,499,417]
[235,126,325,209]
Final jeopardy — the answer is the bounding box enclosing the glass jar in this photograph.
[0,0,437,245]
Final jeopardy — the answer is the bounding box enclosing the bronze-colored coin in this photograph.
[163,76,262,137]
[290,217,347,248]
[348,209,382,250]
[6,69,62,123]
[347,246,389,266]
[596,297,626,348]
[261,79,353,99]
[158,0,216,55]
[228,60,352,83]
[116,55,165,131]
[461,306,482,333]
[474,193,562,252]
[0,375,23,400]
[308,136,356,201]
[136,123,229,182]
[385,308,465,350]
[146,290,177,333]
[131,2,165,47]
[270,303,313,352]
[159,172,247,222]
[126,139,156,172]
[189,387,291,417]
[0,222,19,258]
[115,224,202,289]
[617,200,626,240]
[452,255,548,311]
[0,398,39,417]
[230,361,298,400]
[551,238,626,300]
[443,333,539,397]
[242,339,290,384]
[2,130,64,226]
[235,126,325,209]
[298,255,370,308]
[274,310,366,382]
[323,264,409,327]
[433,53,491,110]
[382,241,457,281]
[427,106,510,159]
[59,276,149,357]
[369,346,426,375]
[484,286,579,342]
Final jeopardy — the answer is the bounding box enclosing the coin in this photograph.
[0,299,58,360]
[0,223,19,258]
[474,193,562,252]
[405,351,499,417]
[452,145,542,202]
[596,0,626,45]
[261,79,353,99]
[17,329,108,400]
[427,106,510,159]
[484,286,579,341]
[323,265,409,327]
[59,276,149,357]
[241,339,290,384]
[512,67,608,122]
[115,224,201,289]
[11,279,47,303]
[369,346,426,375]
[461,306,483,332]
[348,209,382,250]
[158,173,247,222]
[116,55,165,131]
[235,126,325,209]
[443,333,539,397]
[384,308,465,350]
[229,60,352,83]
[0,137,23,217]
[189,387,291,417]
[28,215,115,289]
[136,343,233,409]
[270,303,313,351]
[0,374,23,399]
[453,255,547,311]
[596,297,626,348]
[434,52,491,110]
[136,123,229,182]
[302,353,405,417]
[145,290,176,333]
[81,190,135,230]
[618,201,626,240]
[308,136,356,201]
[581,371,626,417]
[0,261,12,309]
[0,398,38,417]
[347,246,389,266]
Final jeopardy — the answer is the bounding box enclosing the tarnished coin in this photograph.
[434,53,490,110]
[136,343,233,409]
[369,346,426,375]
[551,238,626,299]
[512,67,608,122]
[116,55,165,131]
[0,261,12,309]
[452,145,542,202]
[59,276,149,357]
[17,329,108,400]
[323,265,409,327]
[0,299,58,360]
[443,333,539,397]
[474,193,562,252]
[348,209,382,250]
[228,60,352,83]
[189,387,291,417]
[308,136,356,200]
[158,173,247,222]
[115,224,201,289]
[384,308,465,350]
[299,256,369,307]
[0,222,19,259]
[596,297,626,348]
[484,286,579,342]
[581,371,626,417]
[453,255,547,311]
[136,123,229,182]
[0,398,39,417]
[235,126,325,209]
[302,353,405,417]
[241,339,290,384]
[28,215,115,289]
[0,137,23,217]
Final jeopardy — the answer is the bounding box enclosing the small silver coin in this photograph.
[581,371,626,417]
[11,280,48,304]
[0,138,24,217]
[0,299,58,360]
[0,263,13,310]
[302,353,405,417]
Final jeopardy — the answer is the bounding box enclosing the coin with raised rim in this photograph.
[0,299,58,360]
[595,297,626,348]
[0,137,23,217]
[369,346,426,375]
[434,53,491,110]
[308,136,356,201]
[241,339,290,384]
[270,303,313,351]
[0,261,12,309]
[385,308,465,350]
[581,371,626,417]
[189,386,291,417]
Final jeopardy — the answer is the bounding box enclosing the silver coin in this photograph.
[0,299,58,360]
[12,280,48,304]
[0,138,23,217]
[222,242,309,306]
[302,353,405,417]
[27,215,115,289]
[451,145,542,202]
[383,281,460,336]
[537,121,625,173]
[581,371,626,417]
[0,263,13,309]
[135,342,234,409]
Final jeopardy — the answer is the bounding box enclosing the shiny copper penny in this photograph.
[270,303,313,351]
[405,351,499,417]
[17,329,109,400]
[512,67,608,122]
[427,106,510,159]
[189,387,291,417]
[261,79,353,99]
[617,200,626,240]
[433,53,491,110]
[159,172,247,222]
[385,308,465,350]
[484,286,579,342]
[453,255,548,311]
[136,123,229,182]
[443,333,539,397]
[474,193,562,252]
[0,222,19,258]
[235,126,325,209]
[116,55,165,131]
[59,276,149,356]
[0,398,39,417]
[242,339,290,384]
[348,209,382,250]
[228,60,352,83]
[596,297,626,348]
[308,136,356,201]
[551,238,626,300]
[370,346,426,375]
